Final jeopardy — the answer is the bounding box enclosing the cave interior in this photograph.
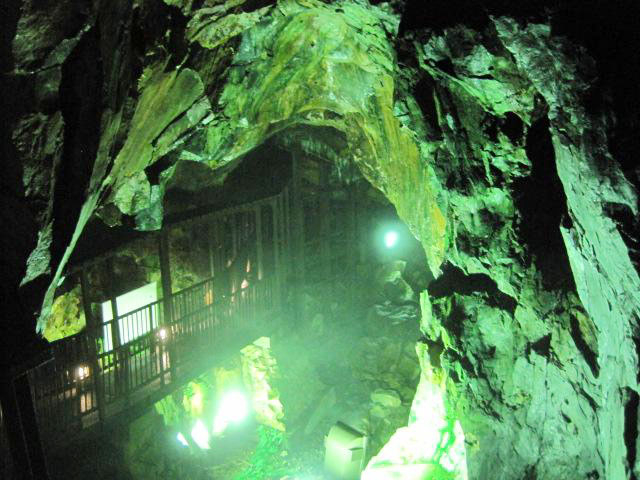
[1,1,639,479]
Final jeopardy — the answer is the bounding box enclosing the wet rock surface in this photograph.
[3,1,640,479]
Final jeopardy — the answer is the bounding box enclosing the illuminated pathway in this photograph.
[7,189,290,454]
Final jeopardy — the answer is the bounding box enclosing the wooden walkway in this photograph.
[7,186,292,454]
[1,154,363,475]
[29,275,277,449]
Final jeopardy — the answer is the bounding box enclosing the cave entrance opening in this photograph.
[13,138,427,479]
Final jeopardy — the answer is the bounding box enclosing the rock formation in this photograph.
[2,1,639,478]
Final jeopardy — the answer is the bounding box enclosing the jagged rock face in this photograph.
[3,1,640,479]
[403,16,640,479]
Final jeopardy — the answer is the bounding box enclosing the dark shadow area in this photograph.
[500,112,524,144]
[51,26,103,271]
[513,115,574,291]
[624,387,639,480]
[527,333,552,359]
[428,263,517,313]
[549,2,640,198]
[568,315,599,377]
[164,142,292,220]
[398,0,559,35]
[603,202,640,275]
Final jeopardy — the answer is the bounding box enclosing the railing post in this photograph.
[255,206,263,281]
[347,185,358,308]
[158,231,175,380]
[106,258,128,400]
[1,371,50,479]
[271,199,281,313]
[80,271,105,425]
[319,166,331,279]
[291,154,305,318]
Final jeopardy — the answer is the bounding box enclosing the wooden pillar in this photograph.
[158,231,175,378]
[158,232,174,323]
[106,258,127,397]
[255,206,264,281]
[347,185,358,308]
[79,271,105,425]
[319,166,331,279]
[284,186,292,272]
[271,199,281,310]
[231,213,237,261]
[1,372,50,479]
[210,218,223,299]
[207,220,215,280]
[291,154,305,285]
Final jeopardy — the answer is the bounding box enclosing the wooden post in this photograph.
[13,372,50,479]
[211,219,223,299]
[79,271,105,424]
[291,155,305,318]
[347,185,358,308]
[255,206,263,281]
[231,213,237,261]
[319,165,331,279]
[207,220,215,280]
[284,186,292,271]
[1,372,50,479]
[158,231,175,379]
[106,258,127,398]
[271,199,281,311]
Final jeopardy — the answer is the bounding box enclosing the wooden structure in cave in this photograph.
[1,155,362,457]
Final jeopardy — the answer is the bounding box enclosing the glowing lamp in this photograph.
[212,391,249,435]
[384,231,398,248]
[176,432,188,447]
[76,365,90,380]
[158,328,168,341]
[191,419,210,450]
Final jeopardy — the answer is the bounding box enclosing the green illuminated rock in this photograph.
[6,1,640,479]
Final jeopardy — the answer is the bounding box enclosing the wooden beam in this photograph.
[79,271,105,424]
[319,165,331,278]
[106,258,128,399]
[255,206,263,281]
[291,154,305,284]
[271,199,281,309]
[157,232,175,379]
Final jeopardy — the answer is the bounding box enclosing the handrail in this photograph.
[18,275,276,449]
[4,184,291,458]
[64,189,286,278]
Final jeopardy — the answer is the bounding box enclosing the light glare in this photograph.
[176,432,188,447]
[384,230,399,248]
[213,391,249,435]
[158,328,167,340]
[191,419,210,450]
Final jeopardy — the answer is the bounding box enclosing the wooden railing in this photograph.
[24,275,276,448]
[0,172,362,472]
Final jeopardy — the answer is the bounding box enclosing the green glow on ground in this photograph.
[362,346,468,480]
[191,419,211,450]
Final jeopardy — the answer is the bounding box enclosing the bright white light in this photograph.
[384,230,399,248]
[158,328,167,341]
[176,432,188,447]
[213,391,249,435]
[191,419,210,450]
[76,365,90,380]
[101,282,158,351]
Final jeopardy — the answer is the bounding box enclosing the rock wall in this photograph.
[3,1,639,478]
